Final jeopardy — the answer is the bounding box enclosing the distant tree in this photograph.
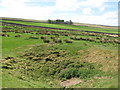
[61,20,64,23]
[48,19,52,23]
[56,19,59,24]
[48,19,71,25]
[69,20,73,25]
[55,19,64,24]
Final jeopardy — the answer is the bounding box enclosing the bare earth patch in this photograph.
[60,78,82,87]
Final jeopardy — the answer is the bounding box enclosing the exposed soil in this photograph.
[60,78,83,87]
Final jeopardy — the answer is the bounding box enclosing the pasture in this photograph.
[1,19,119,88]
[1,19,118,34]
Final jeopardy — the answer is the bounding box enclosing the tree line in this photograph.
[48,19,73,25]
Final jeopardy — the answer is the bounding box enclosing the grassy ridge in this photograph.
[2,19,118,34]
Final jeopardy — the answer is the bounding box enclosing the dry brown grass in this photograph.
[78,47,118,73]
[73,22,118,29]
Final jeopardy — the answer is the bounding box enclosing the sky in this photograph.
[0,0,119,26]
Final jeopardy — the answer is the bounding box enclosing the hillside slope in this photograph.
[1,18,119,88]
[1,17,118,34]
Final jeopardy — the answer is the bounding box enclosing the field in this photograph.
[1,19,118,34]
[1,18,119,88]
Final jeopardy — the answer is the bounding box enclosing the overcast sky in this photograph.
[0,0,119,26]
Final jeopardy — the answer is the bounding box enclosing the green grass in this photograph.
[2,19,118,34]
[2,31,117,57]
[2,33,42,57]
[69,76,118,88]
[2,72,52,88]
[2,40,118,88]
[2,23,118,88]
[2,32,71,55]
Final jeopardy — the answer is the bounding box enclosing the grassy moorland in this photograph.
[1,19,118,34]
[1,19,119,88]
